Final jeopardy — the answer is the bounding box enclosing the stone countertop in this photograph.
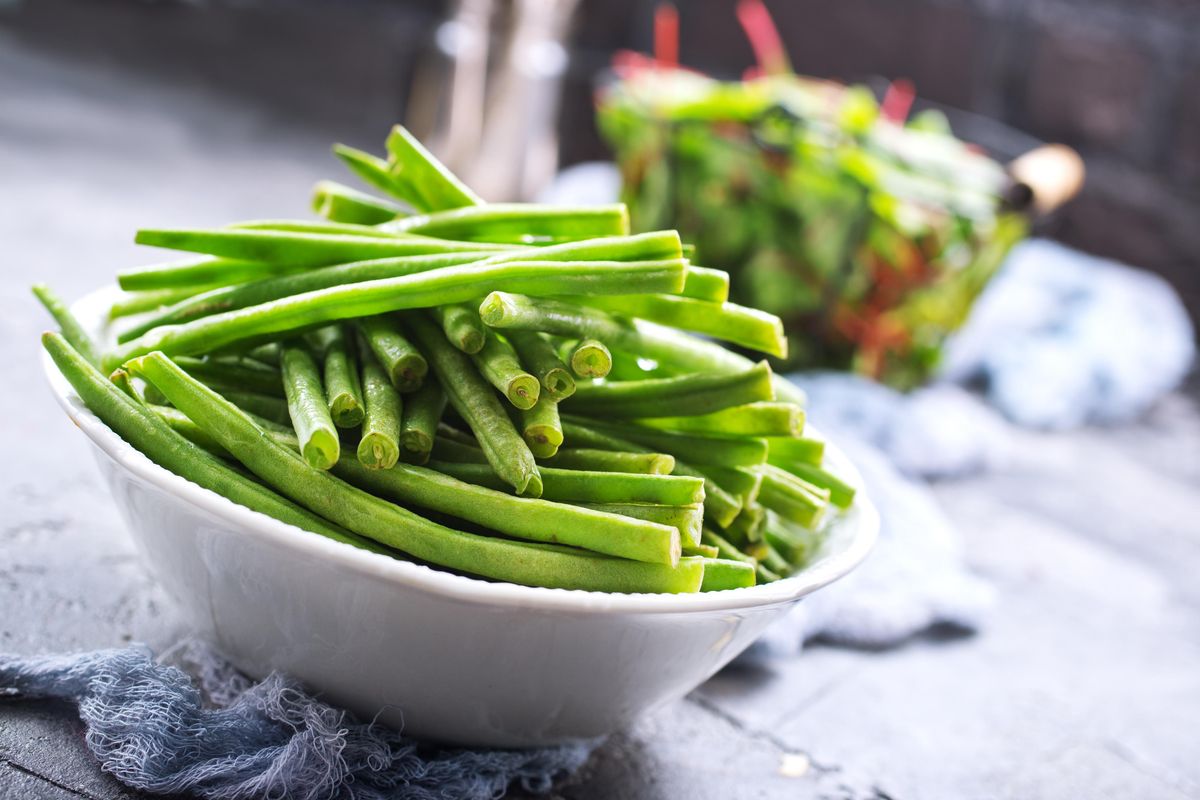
[2,35,1198,800]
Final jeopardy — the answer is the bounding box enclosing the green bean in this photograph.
[752,540,791,577]
[32,285,98,367]
[763,509,823,566]
[338,460,677,565]
[333,143,424,208]
[556,417,744,524]
[174,355,283,397]
[474,230,681,264]
[680,265,730,302]
[564,361,773,419]
[683,543,719,559]
[231,219,408,238]
[700,558,757,591]
[574,502,703,547]
[433,303,486,354]
[356,348,402,470]
[280,342,340,469]
[105,258,687,370]
[672,462,743,528]
[116,251,499,344]
[427,460,703,506]
[408,314,541,497]
[244,343,280,366]
[128,351,703,592]
[133,228,505,265]
[398,379,445,465]
[478,293,806,406]
[701,529,756,566]
[759,465,831,529]
[784,462,856,508]
[428,436,489,463]
[547,448,674,475]
[766,436,826,467]
[568,339,612,378]
[578,295,787,358]
[311,325,364,428]
[724,502,766,545]
[312,180,404,225]
[702,465,763,505]
[506,330,575,400]
[518,395,563,459]
[220,390,291,426]
[385,124,483,211]
[383,203,628,243]
[356,315,427,391]
[43,332,382,554]
[117,256,281,292]
[637,402,804,437]
[561,416,767,467]
[471,330,540,409]
[109,286,210,320]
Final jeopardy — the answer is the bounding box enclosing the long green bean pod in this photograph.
[117,256,280,292]
[471,330,540,409]
[408,314,542,496]
[574,502,703,547]
[433,303,486,354]
[518,395,563,459]
[280,342,340,470]
[174,355,283,397]
[568,339,612,378]
[312,180,403,225]
[109,287,209,320]
[43,333,382,554]
[221,390,291,426]
[311,325,365,428]
[357,348,402,470]
[638,402,803,437]
[564,361,773,419]
[32,285,98,367]
[547,448,674,475]
[333,143,424,208]
[338,460,678,565]
[701,528,757,565]
[577,294,787,358]
[127,352,704,592]
[385,125,483,211]
[680,265,730,302]
[763,509,823,566]
[766,436,826,467]
[478,293,806,406]
[700,558,757,591]
[506,330,575,400]
[683,543,720,558]
[398,379,445,465]
[116,251,498,343]
[427,460,704,506]
[783,462,856,508]
[104,258,688,370]
[702,465,764,505]
[671,462,744,528]
[231,219,408,238]
[383,203,629,243]
[357,315,428,391]
[561,417,767,468]
[134,228,504,265]
[759,465,831,529]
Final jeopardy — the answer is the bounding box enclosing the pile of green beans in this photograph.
[34,124,857,595]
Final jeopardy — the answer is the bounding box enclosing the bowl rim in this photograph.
[42,286,878,615]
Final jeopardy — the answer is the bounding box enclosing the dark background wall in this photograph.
[3,0,1198,318]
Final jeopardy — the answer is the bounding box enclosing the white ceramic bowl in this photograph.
[42,287,878,747]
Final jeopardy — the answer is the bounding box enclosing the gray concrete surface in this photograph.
[2,34,1198,800]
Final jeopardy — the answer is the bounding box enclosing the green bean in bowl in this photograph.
[34,125,862,596]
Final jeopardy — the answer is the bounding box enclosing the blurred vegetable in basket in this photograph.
[596,0,1037,389]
